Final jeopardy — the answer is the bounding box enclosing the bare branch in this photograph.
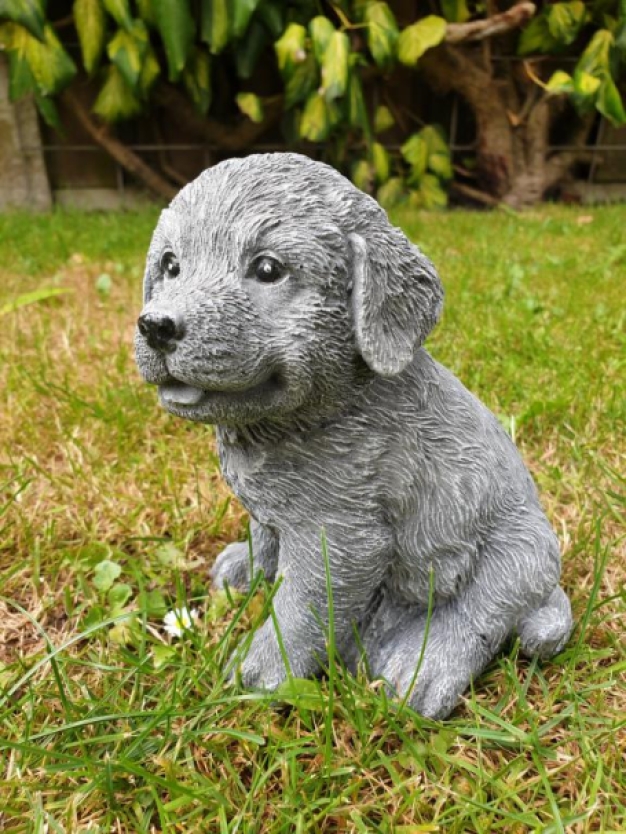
[446,2,536,44]
[154,84,283,151]
[61,89,178,201]
[450,181,501,206]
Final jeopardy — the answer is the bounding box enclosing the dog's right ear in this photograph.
[349,225,443,377]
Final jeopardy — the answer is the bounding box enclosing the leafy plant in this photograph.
[0,1,625,206]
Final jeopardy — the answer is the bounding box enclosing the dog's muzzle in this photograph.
[137,311,185,353]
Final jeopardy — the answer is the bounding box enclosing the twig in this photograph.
[61,89,178,201]
[450,181,501,206]
[446,2,536,44]
[154,84,283,152]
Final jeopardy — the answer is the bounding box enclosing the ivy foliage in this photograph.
[1,0,625,206]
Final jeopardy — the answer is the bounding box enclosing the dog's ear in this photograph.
[349,226,443,376]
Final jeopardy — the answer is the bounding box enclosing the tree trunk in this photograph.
[420,43,592,207]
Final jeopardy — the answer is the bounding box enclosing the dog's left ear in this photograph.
[349,224,443,376]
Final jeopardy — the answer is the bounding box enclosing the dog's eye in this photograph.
[254,256,283,284]
[160,251,180,279]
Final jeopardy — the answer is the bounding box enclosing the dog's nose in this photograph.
[137,311,184,353]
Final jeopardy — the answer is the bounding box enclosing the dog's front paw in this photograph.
[210,542,253,591]
[405,652,475,720]
[231,623,289,691]
[377,614,490,720]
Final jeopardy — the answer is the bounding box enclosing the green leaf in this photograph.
[207,590,232,623]
[13,24,76,96]
[422,173,448,208]
[93,64,142,121]
[573,70,601,97]
[93,559,122,592]
[596,76,626,124]
[440,0,470,23]
[152,644,177,669]
[577,29,612,78]
[234,18,268,78]
[321,30,350,100]
[398,15,446,66]
[7,47,36,100]
[74,0,106,74]
[0,0,45,39]
[107,583,133,612]
[236,91,264,122]
[257,0,283,38]
[102,0,133,30]
[374,104,394,133]
[135,0,155,26]
[377,176,406,209]
[155,542,186,567]
[0,287,72,316]
[401,132,428,177]
[138,588,167,617]
[545,69,574,94]
[95,273,112,294]
[139,44,160,95]
[309,15,335,64]
[352,159,373,193]
[371,141,390,184]
[275,22,306,75]
[183,48,211,114]
[83,605,105,630]
[421,124,452,179]
[300,91,335,142]
[109,615,138,646]
[547,2,586,46]
[107,21,149,89]
[412,173,448,209]
[201,0,230,55]
[284,51,317,109]
[614,20,626,58]
[347,70,369,136]
[232,0,261,39]
[364,2,399,71]
[154,0,194,79]
[517,16,559,56]
[34,92,61,129]
[274,678,325,711]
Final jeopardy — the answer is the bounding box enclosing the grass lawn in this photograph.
[0,205,624,833]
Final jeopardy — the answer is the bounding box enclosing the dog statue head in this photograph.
[135,153,443,427]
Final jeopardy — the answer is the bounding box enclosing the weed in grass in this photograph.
[0,206,624,831]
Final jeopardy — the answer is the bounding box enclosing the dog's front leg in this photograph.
[233,526,391,690]
[211,519,279,592]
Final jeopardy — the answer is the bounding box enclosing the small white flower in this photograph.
[163,607,198,638]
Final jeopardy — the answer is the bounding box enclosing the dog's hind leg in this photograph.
[210,519,279,591]
[362,595,492,721]
[516,585,573,659]
[363,510,571,719]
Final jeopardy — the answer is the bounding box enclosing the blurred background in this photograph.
[1,0,626,213]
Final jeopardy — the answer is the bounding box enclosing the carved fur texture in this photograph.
[135,153,573,719]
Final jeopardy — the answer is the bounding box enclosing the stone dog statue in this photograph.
[135,152,573,719]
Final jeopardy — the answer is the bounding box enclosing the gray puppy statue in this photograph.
[135,152,573,719]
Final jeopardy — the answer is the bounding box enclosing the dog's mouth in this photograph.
[159,381,210,407]
[158,372,283,410]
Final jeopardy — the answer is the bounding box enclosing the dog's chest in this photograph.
[216,429,301,525]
